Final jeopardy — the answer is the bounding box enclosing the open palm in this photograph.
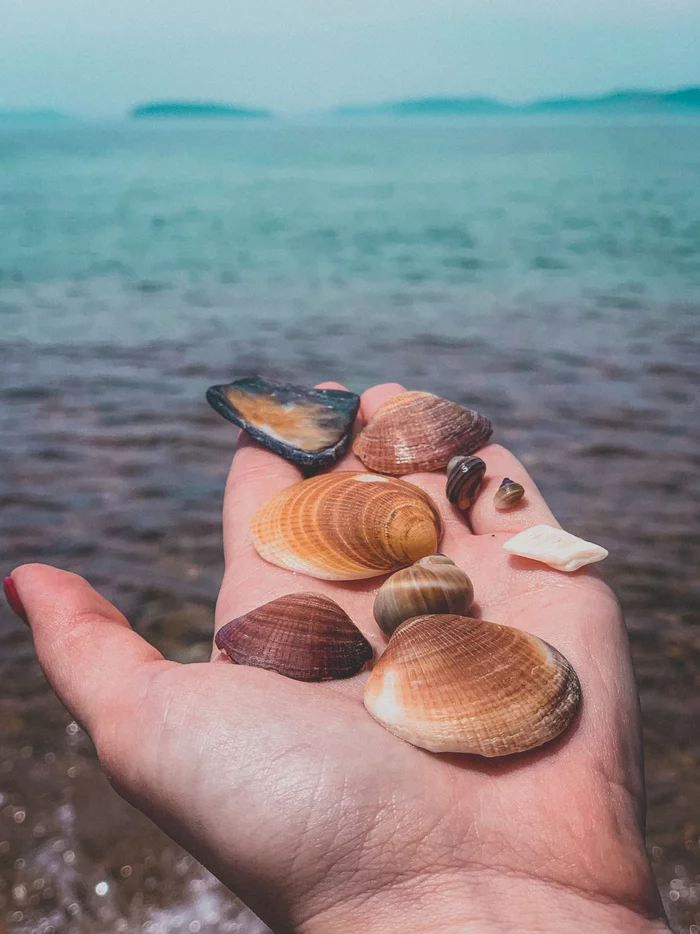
[12,382,668,934]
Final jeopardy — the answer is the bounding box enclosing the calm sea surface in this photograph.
[1,120,699,933]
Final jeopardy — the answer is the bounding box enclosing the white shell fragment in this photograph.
[503,524,608,572]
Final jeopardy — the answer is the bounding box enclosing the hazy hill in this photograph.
[530,88,700,113]
[336,97,510,116]
[334,87,700,117]
[131,101,271,119]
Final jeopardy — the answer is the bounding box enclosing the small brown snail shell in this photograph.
[373,555,474,636]
[251,471,443,580]
[364,614,581,756]
[494,478,525,510]
[353,391,492,476]
[215,593,373,681]
[445,455,486,512]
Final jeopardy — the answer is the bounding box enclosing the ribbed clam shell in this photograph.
[353,392,493,476]
[364,615,581,756]
[494,478,525,510]
[503,524,608,572]
[446,455,486,512]
[251,472,443,580]
[215,593,373,681]
[373,555,474,636]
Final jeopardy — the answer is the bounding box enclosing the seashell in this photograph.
[494,477,525,510]
[373,555,474,636]
[206,376,360,469]
[364,614,581,756]
[215,593,372,681]
[353,391,493,476]
[251,471,443,580]
[445,455,486,512]
[503,524,608,572]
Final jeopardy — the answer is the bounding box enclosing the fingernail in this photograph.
[3,577,29,625]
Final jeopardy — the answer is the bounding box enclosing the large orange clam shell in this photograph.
[353,391,493,476]
[251,472,443,580]
[364,615,581,756]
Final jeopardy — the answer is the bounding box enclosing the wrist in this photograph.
[297,870,669,934]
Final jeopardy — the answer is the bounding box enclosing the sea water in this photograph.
[1,118,699,933]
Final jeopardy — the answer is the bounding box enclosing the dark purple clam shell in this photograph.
[215,593,373,681]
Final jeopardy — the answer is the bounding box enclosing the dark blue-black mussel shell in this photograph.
[206,376,360,469]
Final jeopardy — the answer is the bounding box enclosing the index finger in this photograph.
[468,443,560,535]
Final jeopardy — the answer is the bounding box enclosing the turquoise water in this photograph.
[1,120,699,345]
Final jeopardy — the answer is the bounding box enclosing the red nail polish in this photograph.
[3,577,29,625]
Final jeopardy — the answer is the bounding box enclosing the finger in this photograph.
[469,443,560,535]
[317,381,366,472]
[10,564,166,738]
[359,382,407,421]
[221,434,302,568]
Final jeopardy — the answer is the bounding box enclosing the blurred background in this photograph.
[1,1,699,932]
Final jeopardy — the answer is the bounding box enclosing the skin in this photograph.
[9,381,670,934]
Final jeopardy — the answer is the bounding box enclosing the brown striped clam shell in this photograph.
[446,455,486,512]
[364,615,581,756]
[352,391,493,476]
[215,593,373,681]
[251,471,443,580]
[373,555,474,636]
[494,478,525,510]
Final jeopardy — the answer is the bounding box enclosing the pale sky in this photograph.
[1,0,699,115]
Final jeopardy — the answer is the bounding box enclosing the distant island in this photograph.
[131,101,271,120]
[334,87,700,117]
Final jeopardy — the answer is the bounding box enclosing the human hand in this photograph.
[8,382,669,933]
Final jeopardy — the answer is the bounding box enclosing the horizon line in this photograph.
[2,82,700,120]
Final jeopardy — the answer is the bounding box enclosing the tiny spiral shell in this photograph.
[373,555,474,636]
[353,392,493,476]
[364,614,581,756]
[494,478,525,510]
[215,593,373,681]
[445,456,486,512]
[251,471,443,580]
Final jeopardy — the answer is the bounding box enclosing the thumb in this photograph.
[9,564,167,739]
